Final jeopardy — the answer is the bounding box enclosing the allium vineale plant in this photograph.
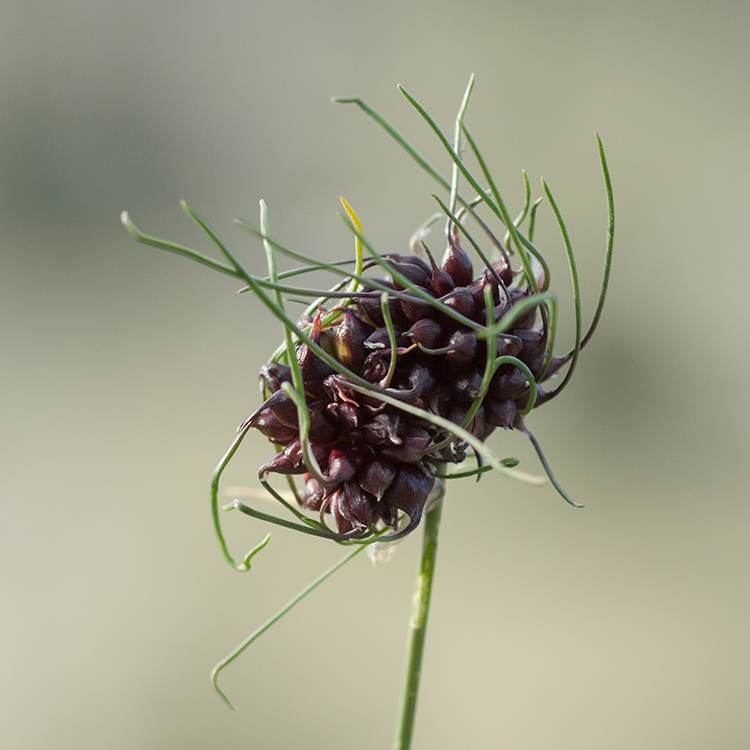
[121,75,614,750]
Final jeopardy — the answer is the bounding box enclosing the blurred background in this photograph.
[2,0,749,747]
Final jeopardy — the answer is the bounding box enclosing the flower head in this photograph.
[121,76,614,549]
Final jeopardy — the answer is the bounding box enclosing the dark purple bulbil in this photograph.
[247,242,557,539]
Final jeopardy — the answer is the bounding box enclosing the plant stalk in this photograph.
[393,497,444,750]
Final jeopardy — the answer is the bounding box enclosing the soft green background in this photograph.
[2,1,749,748]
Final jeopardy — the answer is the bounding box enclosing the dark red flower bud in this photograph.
[260,438,307,475]
[324,447,363,484]
[438,287,475,319]
[425,252,456,297]
[389,363,435,401]
[252,410,298,444]
[362,356,388,384]
[385,253,432,278]
[508,289,537,329]
[492,283,512,323]
[399,286,436,322]
[297,310,335,398]
[514,328,546,365]
[404,318,443,349]
[364,326,407,352]
[301,473,326,510]
[361,412,403,447]
[331,481,374,535]
[451,368,484,401]
[469,405,486,437]
[387,260,432,291]
[359,457,397,499]
[443,403,485,438]
[445,329,477,367]
[326,401,361,431]
[355,279,402,326]
[491,257,514,287]
[484,397,517,430]
[307,403,339,444]
[372,500,399,528]
[488,365,530,401]
[381,466,434,535]
[495,335,523,358]
[466,269,501,312]
[381,426,433,463]
[333,309,373,372]
[267,390,300,428]
[441,241,473,287]
[259,363,292,394]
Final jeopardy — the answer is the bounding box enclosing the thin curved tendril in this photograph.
[210,417,272,571]
[459,124,547,294]
[120,211,241,279]
[380,292,399,388]
[527,197,543,243]
[339,197,364,302]
[537,179,582,401]
[398,86,550,297]
[211,543,367,709]
[408,212,442,254]
[581,134,615,349]
[332,95,513,250]
[516,422,583,508]
[515,171,533,229]
[449,74,475,215]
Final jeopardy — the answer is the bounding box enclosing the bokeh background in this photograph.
[2,0,749,748]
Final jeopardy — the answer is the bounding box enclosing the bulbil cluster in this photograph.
[247,234,561,540]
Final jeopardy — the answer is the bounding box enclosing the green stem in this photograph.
[393,497,444,750]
